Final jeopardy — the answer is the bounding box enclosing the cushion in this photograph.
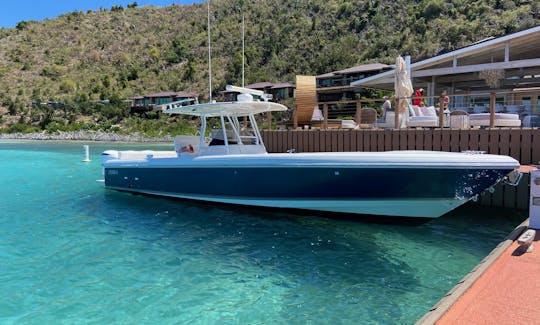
[407,116,439,127]
[469,113,519,121]
[469,113,521,127]
[469,119,521,127]
[419,106,430,116]
[409,116,438,122]
[424,106,437,117]
[341,120,357,129]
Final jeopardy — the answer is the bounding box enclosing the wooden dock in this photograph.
[261,128,540,210]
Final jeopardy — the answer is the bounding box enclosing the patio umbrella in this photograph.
[394,56,413,128]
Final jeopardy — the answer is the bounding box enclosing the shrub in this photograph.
[5,123,40,133]
[59,79,77,93]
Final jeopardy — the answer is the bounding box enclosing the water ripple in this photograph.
[0,141,525,324]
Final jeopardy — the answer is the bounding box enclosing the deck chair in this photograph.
[449,110,470,129]
[358,108,377,128]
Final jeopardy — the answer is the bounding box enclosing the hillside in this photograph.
[0,0,538,135]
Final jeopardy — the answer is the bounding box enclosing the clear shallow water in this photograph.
[0,140,526,324]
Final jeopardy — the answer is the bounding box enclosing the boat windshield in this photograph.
[200,113,266,155]
[165,86,288,156]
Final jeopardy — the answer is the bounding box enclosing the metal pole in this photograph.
[199,116,207,155]
[242,13,245,88]
[395,56,399,129]
[207,1,212,102]
[220,115,229,153]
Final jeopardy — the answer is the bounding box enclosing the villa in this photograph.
[130,91,198,114]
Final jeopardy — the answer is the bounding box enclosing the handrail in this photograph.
[310,87,539,129]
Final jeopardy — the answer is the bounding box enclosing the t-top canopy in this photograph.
[164,101,288,117]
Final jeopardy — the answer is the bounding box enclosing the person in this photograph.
[413,88,423,106]
[381,96,392,115]
[439,90,450,111]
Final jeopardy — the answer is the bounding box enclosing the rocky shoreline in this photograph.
[0,131,173,142]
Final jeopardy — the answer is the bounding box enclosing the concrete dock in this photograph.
[417,219,539,324]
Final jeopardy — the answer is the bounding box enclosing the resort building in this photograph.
[351,25,540,126]
[316,63,392,119]
[247,82,295,101]
[130,91,198,114]
[291,64,391,128]
[222,82,295,102]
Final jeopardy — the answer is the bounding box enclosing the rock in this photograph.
[0,131,172,142]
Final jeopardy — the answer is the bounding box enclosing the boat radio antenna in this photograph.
[207,1,212,102]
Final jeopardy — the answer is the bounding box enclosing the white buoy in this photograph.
[82,145,91,162]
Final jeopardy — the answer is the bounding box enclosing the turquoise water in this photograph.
[0,140,526,324]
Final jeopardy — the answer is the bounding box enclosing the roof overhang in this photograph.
[351,26,540,91]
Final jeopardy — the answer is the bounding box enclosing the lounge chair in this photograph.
[357,108,377,128]
[523,114,540,127]
[469,113,521,127]
[406,106,439,127]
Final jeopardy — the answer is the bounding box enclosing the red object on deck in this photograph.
[413,89,423,106]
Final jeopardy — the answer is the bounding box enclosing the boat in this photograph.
[101,86,520,219]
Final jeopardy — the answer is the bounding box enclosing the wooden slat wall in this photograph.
[294,75,317,125]
[262,128,539,164]
[261,128,540,210]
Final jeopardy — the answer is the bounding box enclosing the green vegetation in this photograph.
[0,0,537,136]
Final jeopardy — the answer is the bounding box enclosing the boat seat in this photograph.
[174,135,200,154]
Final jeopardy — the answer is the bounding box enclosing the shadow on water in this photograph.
[3,140,527,323]
[77,189,526,323]
[83,190,425,321]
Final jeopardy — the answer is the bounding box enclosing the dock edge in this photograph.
[415,218,530,324]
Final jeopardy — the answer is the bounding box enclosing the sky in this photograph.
[0,0,199,28]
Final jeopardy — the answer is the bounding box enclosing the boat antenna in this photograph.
[242,12,245,87]
[207,1,212,102]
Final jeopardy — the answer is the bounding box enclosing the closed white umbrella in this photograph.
[394,56,413,128]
